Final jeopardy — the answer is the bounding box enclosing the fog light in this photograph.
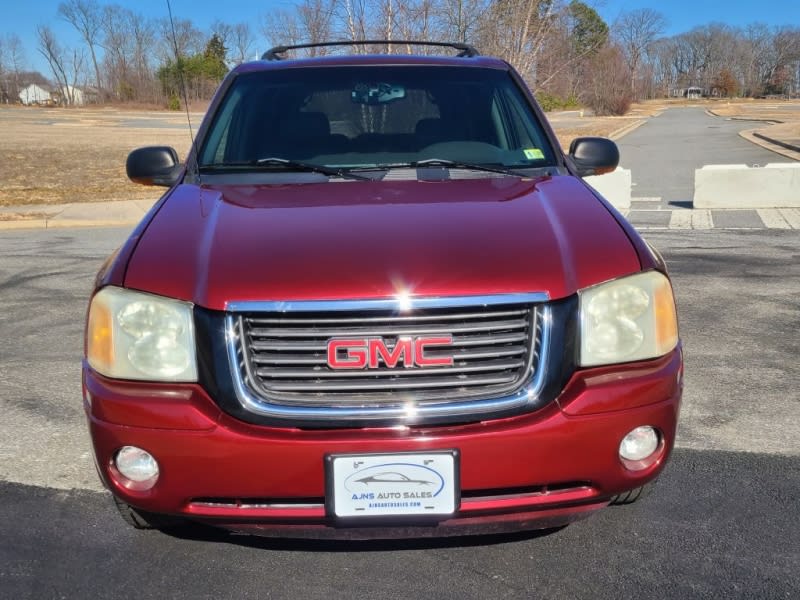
[114,446,159,489]
[619,426,659,462]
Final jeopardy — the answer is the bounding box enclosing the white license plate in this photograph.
[327,451,458,518]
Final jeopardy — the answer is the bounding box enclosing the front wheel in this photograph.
[609,481,656,506]
[112,496,185,530]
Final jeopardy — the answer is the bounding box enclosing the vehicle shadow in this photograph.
[159,522,566,552]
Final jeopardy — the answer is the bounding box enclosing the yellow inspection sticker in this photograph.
[523,148,545,160]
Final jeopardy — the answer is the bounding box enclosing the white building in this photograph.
[60,85,85,106]
[19,84,51,105]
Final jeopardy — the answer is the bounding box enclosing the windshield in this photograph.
[198,66,557,172]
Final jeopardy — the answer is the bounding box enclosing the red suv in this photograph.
[84,41,682,538]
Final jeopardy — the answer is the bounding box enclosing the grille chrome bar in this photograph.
[247,308,528,324]
[251,332,529,352]
[246,317,530,338]
[225,295,551,424]
[256,358,525,379]
[252,345,528,365]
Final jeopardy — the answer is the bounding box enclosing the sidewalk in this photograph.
[0,199,155,230]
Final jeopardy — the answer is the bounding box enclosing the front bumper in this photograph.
[83,348,682,538]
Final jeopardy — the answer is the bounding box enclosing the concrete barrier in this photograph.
[584,167,631,210]
[694,163,800,208]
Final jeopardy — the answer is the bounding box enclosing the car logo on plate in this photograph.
[344,463,446,498]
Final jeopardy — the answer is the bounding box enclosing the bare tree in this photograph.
[585,44,632,115]
[0,34,26,102]
[102,4,133,99]
[230,23,255,63]
[129,10,157,100]
[157,17,204,63]
[394,0,439,53]
[37,25,85,105]
[614,8,666,95]
[210,20,233,50]
[0,37,6,102]
[262,0,337,56]
[59,0,104,98]
[436,0,487,43]
[8,34,25,100]
[337,0,370,50]
[37,25,70,102]
[477,0,562,83]
[763,27,800,94]
[261,9,304,51]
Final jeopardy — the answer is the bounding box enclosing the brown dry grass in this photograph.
[705,99,800,151]
[0,106,196,207]
[547,101,666,150]
[704,98,800,121]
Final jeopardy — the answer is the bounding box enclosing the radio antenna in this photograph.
[165,0,200,184]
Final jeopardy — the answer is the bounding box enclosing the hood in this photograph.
[124,176,640,310]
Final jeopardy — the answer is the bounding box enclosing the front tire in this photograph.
[609,481,656,506]
[112,496,184,530]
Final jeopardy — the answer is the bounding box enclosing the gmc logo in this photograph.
[327,336,454,369]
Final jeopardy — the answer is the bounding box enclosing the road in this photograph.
[617,107,781,207]
[1,227,798,598]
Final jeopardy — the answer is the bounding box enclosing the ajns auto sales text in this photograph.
[353,492,433,501]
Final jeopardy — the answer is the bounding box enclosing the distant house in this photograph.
[686,87,703,99]
[60,85,85,106]
[19,84,51,105]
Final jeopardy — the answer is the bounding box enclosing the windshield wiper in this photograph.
[364,158,522,177]
[200,157,371,180]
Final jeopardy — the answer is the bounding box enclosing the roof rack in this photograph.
[262,40,480,61]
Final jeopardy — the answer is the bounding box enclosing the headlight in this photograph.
[579,271,678,367]
[86,287,197,381]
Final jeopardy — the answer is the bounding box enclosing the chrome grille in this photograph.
[230,302,542,408]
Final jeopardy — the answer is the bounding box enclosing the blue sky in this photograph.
[5,0,798,75]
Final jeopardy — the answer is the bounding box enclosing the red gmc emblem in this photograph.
[327,336,454,369]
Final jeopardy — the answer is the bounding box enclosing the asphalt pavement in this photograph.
[2,448,798,599]
[617,107,790,207]
[0,227,798,598]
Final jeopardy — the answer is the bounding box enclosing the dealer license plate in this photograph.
[326,451,459,518]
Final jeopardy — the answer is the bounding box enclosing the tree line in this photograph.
[0,0,798,114]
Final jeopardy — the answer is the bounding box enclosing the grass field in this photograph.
[0,107,196,207]
[1,99,797,207]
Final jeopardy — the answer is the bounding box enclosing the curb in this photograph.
[0,219,49,230]
[705,109,783,124]
[739,129,800,162]
[609,119,646,140]
[0,218,139,231]
[752,131,800,153]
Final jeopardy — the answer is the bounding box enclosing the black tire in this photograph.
[112,496,184,530]
[609,481,656,506]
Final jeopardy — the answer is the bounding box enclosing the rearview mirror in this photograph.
[351,83,406,105]
[126,146,182,187]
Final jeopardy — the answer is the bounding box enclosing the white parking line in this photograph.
[669,211,692,229]
[691,210,713,229]
[757,210,792,229]
[779,209,800,229]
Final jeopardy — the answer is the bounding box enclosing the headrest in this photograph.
[279,112,330,138]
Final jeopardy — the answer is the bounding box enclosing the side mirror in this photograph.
[568,137,619,177]
[126,146,182,187]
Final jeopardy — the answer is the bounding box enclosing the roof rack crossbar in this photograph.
[262,40,479,61]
